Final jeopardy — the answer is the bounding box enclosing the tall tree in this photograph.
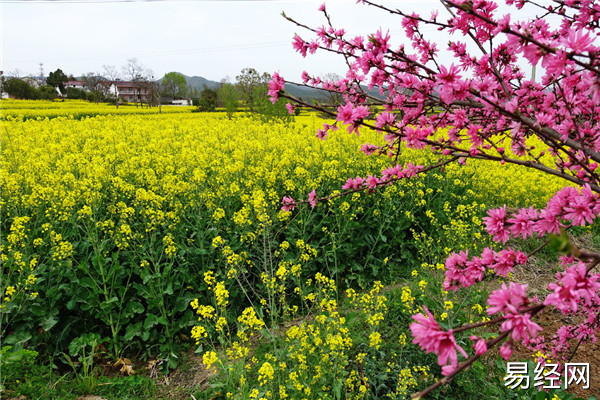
[198,86,218,112]
[46,69,68,94]
[38,85,58,100]
[321,73,345,107]
[235,67,271,112]
[0,71,5,98]
[147,80,162,109]
[217,82,239,119]
[160,72,187,99]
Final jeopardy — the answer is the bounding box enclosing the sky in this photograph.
[1,0,446,82]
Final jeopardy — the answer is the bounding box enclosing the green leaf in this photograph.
[41,315,59,331]
[100,296,119,311]
[79,277,95,289]
[142,272,159,285]
[123,301,145,318]
[144,314,159,330]
[548,229,571,253]
[69,337,85,356]
[165,283,174,295]
[66,298,77,310]
[175,295,193,312]
[536,391,548,400]
[4,331,32,346]
[124,322,143,341]
[333,381,342,400]
[372,264,380,276]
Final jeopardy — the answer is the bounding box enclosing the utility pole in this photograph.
[39,63,45,84]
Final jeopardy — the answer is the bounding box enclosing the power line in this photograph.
[1,0,279,3]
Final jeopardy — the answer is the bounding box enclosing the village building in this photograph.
[106,81,149,102]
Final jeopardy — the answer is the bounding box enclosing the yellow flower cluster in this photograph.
[202,351,219,371]
[400,287,418,314]
[387,366,430,399]
[237,307,265,331]
[214,282,229,307]
[191,326,207,344]
[348,281,388,327]
[1,99,194,120]
[258,361,275,386]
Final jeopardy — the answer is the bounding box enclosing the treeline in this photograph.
[194,68,298,122]
[2,79,61,101]
[1,65,297,122]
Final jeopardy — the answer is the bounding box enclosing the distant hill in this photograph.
[284,83,331,102]
[181,74,221,91]
[156,73,221,92]
[164,72,381,102]
[175,73,329,101]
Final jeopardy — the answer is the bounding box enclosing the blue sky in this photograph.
[1,0,443,81]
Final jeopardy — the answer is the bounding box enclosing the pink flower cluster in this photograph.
[338,163,423,192]
[281,196,296,212]
[443,248,527,291]
[544,261,600,314]
[336,103,370,134]
[281,0,600,189]
[484,186,600,244]
[267,72,285,104]
[410,307,468,374]
[278,0,600,391]
[487,283,542,343]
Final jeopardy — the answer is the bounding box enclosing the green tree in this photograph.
[252,84,294,124]
[64,87,87,99]
[217,82,239,119]
[235,67,270,112]
[4,78,36,99]
[46,69,68,93]
[38,85,58,100]
[197,86,218,112]
[160,72,187,99]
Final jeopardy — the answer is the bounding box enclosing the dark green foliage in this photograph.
[64,87,87,99]
[47,69,69,92]
[3,80,57,100]
[4,78,38,99]
[197,86,218,112]
[39,85,58,100]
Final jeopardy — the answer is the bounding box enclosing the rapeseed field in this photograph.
[0,100,568,399]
